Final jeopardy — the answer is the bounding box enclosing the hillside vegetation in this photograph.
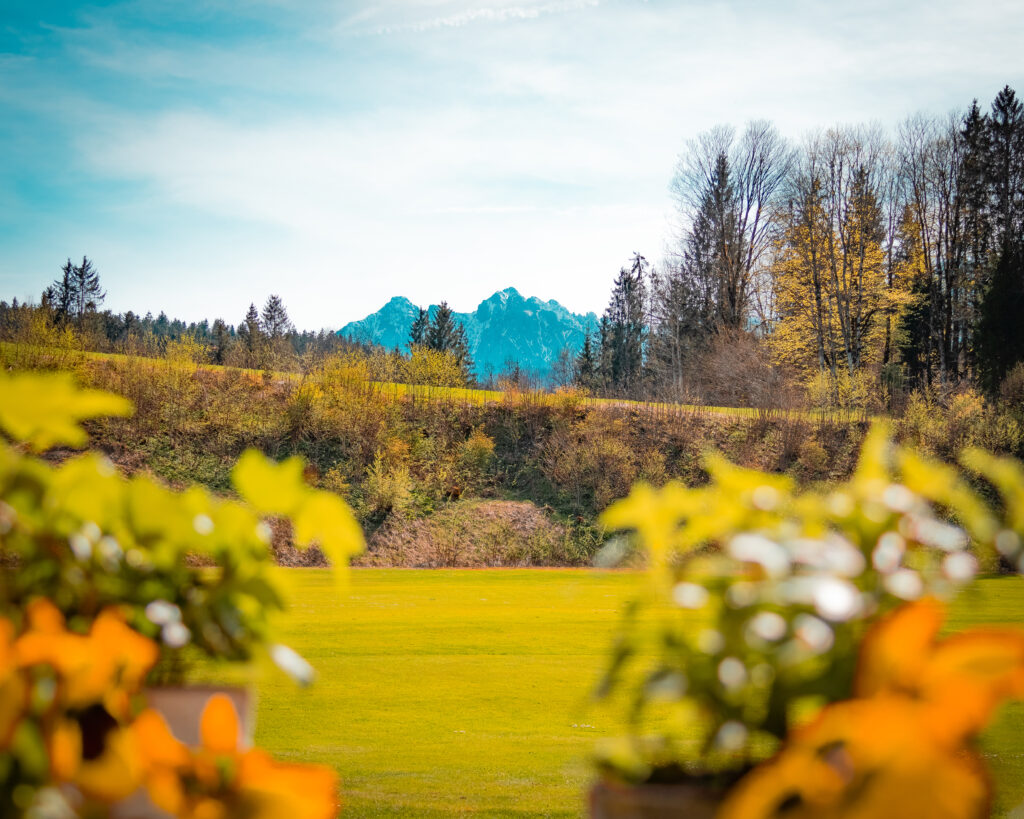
[5,335,1022,567]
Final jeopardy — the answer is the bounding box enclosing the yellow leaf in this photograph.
[232,450,307,517]
[0,372,131,451]
[293,491,365,570]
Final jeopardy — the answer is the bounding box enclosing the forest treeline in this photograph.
[3,85,1023,413]
[579,85,1024,411]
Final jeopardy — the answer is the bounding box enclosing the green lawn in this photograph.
[230,570,1024,817]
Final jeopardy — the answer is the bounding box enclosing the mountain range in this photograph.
[337,287,598,380]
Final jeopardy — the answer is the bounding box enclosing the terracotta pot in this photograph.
[588,779,723,819]
[111,686,252,819]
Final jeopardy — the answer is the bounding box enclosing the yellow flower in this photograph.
[136,694,339,819]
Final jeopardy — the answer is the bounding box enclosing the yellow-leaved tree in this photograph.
[769,130,911,404]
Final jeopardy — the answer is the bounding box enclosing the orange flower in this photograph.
[720,599,1024,819]
[48,714,144,802]
[10,598,159,802]
[14,598,159,719]
[0,618,28,749]
[135,694,339,819]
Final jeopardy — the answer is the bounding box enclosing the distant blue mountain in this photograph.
[337,287,598,380]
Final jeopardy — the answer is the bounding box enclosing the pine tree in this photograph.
[574,330,598,392]
[261,295,293,339]
[977,244,1024,392]
[239,304,262,354]
[211,319,232,365]
[988,86,1024,248]
[44,260,76,325]
[409,307,429,347]
[426,302,458,352]
[600,255,647,395]
[975,85,1024,391]
[70,257,104,324]
[423,302,474,384]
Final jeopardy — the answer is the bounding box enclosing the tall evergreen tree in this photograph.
[44,260,76,325]
[425,302,458,352]
[574,329,598,392]
[987,86,1024,247]
[600,254,647,395]
[976,86,1024,391]
[261,295,293,339]
[409,307,429,347]
[423,301,474,384]
[240,304,262,354]
[70,257,104,325]
[211,319,232,365]
[977,244,1024,391]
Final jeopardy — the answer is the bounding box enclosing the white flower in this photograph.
[872,532,905,574]
[162,622,191,648]
[812,577,862,622]
[717,657,748,690]
[728,534,790,577]
[884,568,923,600]
[271,644,316,686]
[794,614,834,654]
[715,721,748,752]
[68,533,92,562]
[747,611,787,642]
[145,600,181,626]
[672,582,709,609]
[943,551,978,583]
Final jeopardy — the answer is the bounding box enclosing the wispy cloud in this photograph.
[341,0,603,35]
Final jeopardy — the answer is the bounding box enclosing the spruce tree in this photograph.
[575,330,598,392]
[977,244,1024,392]
[70,257,104,324]
[409,307,429,347]
[211,319,232,365]
[44,260,76,325]
[261,295,293,338]
[601,255,647,395]
[426,302,458,352]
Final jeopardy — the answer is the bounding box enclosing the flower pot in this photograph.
[143,684,253,747]
[588,779,723,819]
[111,686,253,819]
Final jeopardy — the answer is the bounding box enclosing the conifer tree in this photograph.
[425,302,457,352]
[575,330,598,392]
[600,254,647,395]
[261,295,293,339]
[211,319,232,365]
[44,259,76,325]
[409,307,429,347]
[70,257,104,325]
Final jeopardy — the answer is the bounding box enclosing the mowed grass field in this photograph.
[216,570,1024,817]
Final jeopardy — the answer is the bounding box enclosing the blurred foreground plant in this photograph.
[0,370,361,815]
[594,425,1024,785]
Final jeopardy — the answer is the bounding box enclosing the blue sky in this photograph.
[1,0,1022,329]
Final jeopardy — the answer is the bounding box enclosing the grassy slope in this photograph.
[218,570,1024,818]
[3,342,860,421]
